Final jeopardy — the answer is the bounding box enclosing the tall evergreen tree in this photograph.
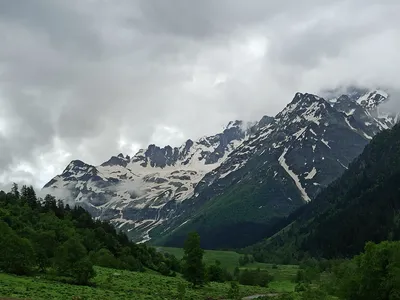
[182,232,206,287]
[11,183,19,199]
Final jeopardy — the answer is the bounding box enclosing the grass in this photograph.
[158,246,245,271]
[0,248,300,299]
[159,247,274,271]
[159,247,298,293]
[0,266,274,300]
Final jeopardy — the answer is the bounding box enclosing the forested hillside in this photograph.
[0,185,179,284]
[248,122,400,263]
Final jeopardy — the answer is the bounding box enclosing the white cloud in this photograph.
[0,0,399,189]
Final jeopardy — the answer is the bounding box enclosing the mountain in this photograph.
[153,89,397,248]
[42,88,396,247]
[247,122,400,263]
[42,119,262,242]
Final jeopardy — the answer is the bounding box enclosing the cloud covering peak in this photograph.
[0,0,399,188]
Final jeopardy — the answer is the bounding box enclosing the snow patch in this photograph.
[305,167,317,180]
[345,117,357,131]
[321,139,331,149]
[363,132,373,140]
[278,148,310,202]
[337,159,348,170]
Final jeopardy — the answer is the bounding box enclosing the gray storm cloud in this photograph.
[0,0,399,188]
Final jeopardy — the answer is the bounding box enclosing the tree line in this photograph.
[0,184,180,284]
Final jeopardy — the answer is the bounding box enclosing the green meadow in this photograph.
[0,266,282,300]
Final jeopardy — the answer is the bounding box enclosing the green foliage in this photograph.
[53,237,96,285]
[72,257,96,285]
[248,123,400,262]
[238,268,273,287]
[0,221,35,275]
[160,246,271,273]
[233,266,240,279]
[177,282,186,300]
[0,266,274,300]
[275,293,298,300]
[0,184,178,284]
[182,232,206,287]
[227,281,240,300]
[55,237,88,275]
[239,253,254,266]
[294,266,319,284]
[300,287,328,300]
[90,248,120,269]
[333,241,400,300]
[294,283,307,292]
[205,259,232,283]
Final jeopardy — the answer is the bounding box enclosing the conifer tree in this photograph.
[182,232,206,287]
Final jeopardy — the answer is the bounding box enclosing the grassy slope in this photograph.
[159,247,298,293]
[0,266,283,300]
[158,246,249,271]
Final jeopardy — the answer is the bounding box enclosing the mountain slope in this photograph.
[42,120,262,242]
[248,123,400,263]
[155,90,396,248]
[43,88,396,247]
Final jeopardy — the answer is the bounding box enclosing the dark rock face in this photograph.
[41,119,255,242]
[101,155,130,168]
[129,121,252,170]
[42,88,396,246]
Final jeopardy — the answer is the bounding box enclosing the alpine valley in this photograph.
[42,87,397,248]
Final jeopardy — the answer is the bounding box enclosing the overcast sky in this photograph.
[0,0,399,189]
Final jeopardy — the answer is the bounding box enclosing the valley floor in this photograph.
[0,266,283,300]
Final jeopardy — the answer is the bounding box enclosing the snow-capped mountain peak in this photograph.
[356,89,388,109]
[42,118,259,241]
[42,88,397,244]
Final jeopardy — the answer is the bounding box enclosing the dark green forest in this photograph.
[247,123,400,263]
[0,184,180,284]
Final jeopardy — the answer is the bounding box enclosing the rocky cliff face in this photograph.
[42,88,397,246]
[151,89,397,248]
[42,120,264,242]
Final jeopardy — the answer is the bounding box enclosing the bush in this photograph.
[72,257,96,285]
[238,268,273,287]
[227,281,240,300]
[177,282,186,300]
[294,283,307,292]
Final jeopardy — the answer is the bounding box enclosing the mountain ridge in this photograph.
[247,121,400,263]
[152,89,397,248]
[42,88,396,246]
[42,118,265,242]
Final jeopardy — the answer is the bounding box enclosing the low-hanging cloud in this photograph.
[0,0,399,189]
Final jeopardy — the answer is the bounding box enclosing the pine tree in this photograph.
[182,232,205,287]
[11,183,19,199]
